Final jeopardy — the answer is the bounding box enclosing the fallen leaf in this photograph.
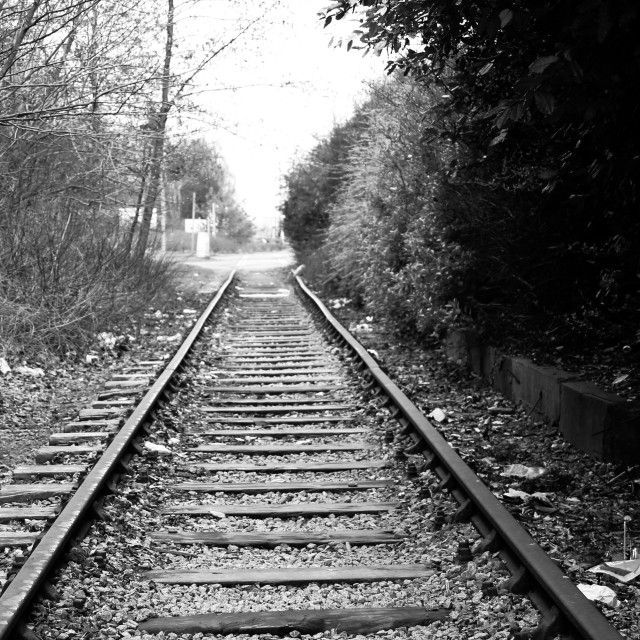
[501,463,546,480]
[143,442,171,455]
[0,358,11,376]
[15,366,45,377]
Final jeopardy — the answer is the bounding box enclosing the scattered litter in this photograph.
[157,333,182,343]
[428,408,447,423]
[85,354,99,365]
[606,467,635,485]
[577,583,619,608]
[167,437,180,445]
[208,510,226,519]
[97,331,117,350]
[182,308,197,315]
[589,558,640,584]
[0,358,11,376]
[143,442,171,455]
[501,463,546,480]
[97,332,130,352]
[488,405,515,414]
[530,492,555,510]
[366,349,380,361]
[350,322,373,333]
[15,366,45,377]
[330,298,350,309]
[502,488,555,510]
[613,374,629,386]
[503,488,530,502]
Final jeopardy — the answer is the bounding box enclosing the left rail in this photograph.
[0,270,236,639]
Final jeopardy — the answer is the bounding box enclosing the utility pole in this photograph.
[191,191,196,253]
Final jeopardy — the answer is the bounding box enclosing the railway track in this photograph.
[0,268,625,639]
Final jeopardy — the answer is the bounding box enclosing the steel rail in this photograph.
[0,270,236,639]
[293,274,623,640]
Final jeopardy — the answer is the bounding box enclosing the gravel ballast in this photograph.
[20,268,633,639]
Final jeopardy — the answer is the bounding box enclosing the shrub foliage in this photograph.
[282,2,640,344]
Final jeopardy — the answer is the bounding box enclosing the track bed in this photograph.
[0,269,625,640]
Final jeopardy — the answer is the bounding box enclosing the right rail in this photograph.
[294,273,623,640]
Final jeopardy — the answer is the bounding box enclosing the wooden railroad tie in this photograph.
[60,419,121,433]
[0,483,76,503]
[0,531,40,547]
[143,564,434,585]
[221,356,326,363]
[205,385,347,394]
[12,464,87,480]
[0,506,58,521]
[172,479,392,493]
[213,376,341,385]
[35,445,104,463]
[200,404,352,413]
[188,443,372,454]
[138,606,448,636]
[201,417,354,425]
[149,528,400,547]
[197,427,365,438]
[162,501,397,517]
[48,432,111,445]
[211,369,338,376]
[187,461,389,473]
[200,397,346,405]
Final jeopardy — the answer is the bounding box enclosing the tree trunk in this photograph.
[135,0,174,257]
[160,170,169,252]
[124,151,149,255]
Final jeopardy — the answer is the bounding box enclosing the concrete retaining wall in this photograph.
[444,329,639,464]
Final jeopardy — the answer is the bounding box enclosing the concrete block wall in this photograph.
[445,329,639,464]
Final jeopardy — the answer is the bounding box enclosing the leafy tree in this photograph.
[317,0,640,338]
[0,0,257,352]
[281,112,367,255]
[165,137,254,242]
[165,139,226,217]
[133,1,262,255]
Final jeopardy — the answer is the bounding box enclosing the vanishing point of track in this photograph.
[0,269,624,639]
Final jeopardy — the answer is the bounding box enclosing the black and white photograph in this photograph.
[0,2,638,639]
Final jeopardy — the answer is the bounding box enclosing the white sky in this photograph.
[173,0,383,228]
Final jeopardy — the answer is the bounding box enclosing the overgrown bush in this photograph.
[283,78,465,338]
[283,47,640,347]
[0,207,172,355]
[311,0,640,347]
[1,1,255,358]
[0,128,174,356]
[282,113,367,256]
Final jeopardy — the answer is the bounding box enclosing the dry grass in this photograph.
[0,214,174,357]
